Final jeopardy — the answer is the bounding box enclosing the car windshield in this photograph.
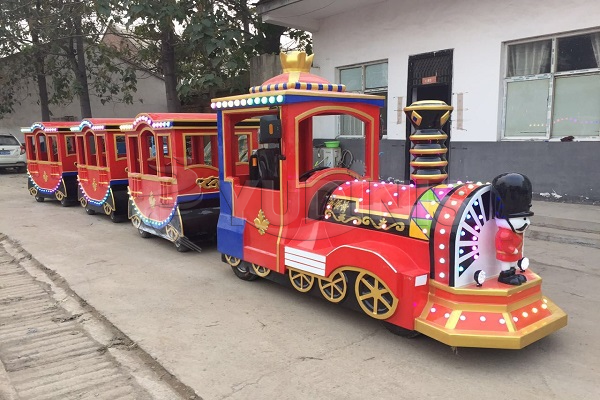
[0,135,19,146]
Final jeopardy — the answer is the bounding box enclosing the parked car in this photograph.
[0,133,27,172]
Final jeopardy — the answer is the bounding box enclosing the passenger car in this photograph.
[0,133,26,172]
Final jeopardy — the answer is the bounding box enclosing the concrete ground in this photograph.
[0,170,599,400]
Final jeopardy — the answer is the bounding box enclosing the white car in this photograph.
[0,133,27,172]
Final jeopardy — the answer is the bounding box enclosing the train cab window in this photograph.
[37,134,48,161]
[76,136,85,165]
[157,135,172,177]
[127,136,141,173]
[85,132,96,165]
[237,134,249,162]
[65,135,76,156]
[96,136,107,167]
[26,136,36,161]
[115,135,127,160]
[140,131,157,175]
[47,136,58,162]
[185,134,218,167]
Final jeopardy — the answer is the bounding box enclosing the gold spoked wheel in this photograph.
[225,255,242,267]
[252,264,271,278]
[318,270,348,303]
[355,271,398,320]
[289,268,315,293]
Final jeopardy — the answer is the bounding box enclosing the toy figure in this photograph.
[492,173,534,285]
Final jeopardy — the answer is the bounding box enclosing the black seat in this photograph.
[255,147,280,190]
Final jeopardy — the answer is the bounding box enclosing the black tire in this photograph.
[60,198,71,207]
[138,228,152,238]
[34,195,44,203]
[174,240,190,252]
[231,262,259,281]
[85,207,96,215]
[110,212,125,223]
[382,322,421,338]
[18,166,27,173]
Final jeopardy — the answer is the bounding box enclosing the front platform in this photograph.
[415,271,568,349]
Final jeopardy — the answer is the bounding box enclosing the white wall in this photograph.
[0,69,168,142]
[311,0,600,141]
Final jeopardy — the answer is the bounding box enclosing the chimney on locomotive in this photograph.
[404,100,453,188]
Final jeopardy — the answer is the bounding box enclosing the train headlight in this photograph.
[474,270,486,287]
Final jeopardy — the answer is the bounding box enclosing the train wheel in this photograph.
[59,197,71,207]
[34,195,44,203]
[382,322,421,338]
[85,207,96,215]
[355,271,398,320]
[227,256,258,281]
[251,264,271,278]
[138,228,152,238]
[109,211,125,223]
[318,270,348,303]
[289,269,314,293]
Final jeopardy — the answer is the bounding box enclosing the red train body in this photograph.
[22,52,567,349]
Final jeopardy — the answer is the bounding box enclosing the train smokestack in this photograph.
[404,100,453,188]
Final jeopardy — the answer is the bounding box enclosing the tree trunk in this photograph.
[74,15,92,118]
[161,22,181,112]
[32,0,50,121]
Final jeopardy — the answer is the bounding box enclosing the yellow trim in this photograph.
[300,168,361,188]
[405,101,453,111]
[213,89,385,103]
[415,305,567,349]
[409,148,448,155]
[127,172,176,184]
[34,160,63,166]
[445,310,462,329]
[78,164,109,172]
[429,276,542,296]
[410,174,448,181]
[410,134,448,141]
[294,106,375,187]
[411,161,448,167]
[503,312,516,332]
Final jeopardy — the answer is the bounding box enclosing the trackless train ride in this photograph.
[22,51,567,349]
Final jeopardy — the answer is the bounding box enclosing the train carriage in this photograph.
[72,119,133,222]
[123,113,258,251]
[214,52,567,349]
[22,121,80,205]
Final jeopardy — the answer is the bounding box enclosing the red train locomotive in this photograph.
[122,113,258,251]
[72,119,132,222]
[213,52,567,349]
[21,51,567,349]
[23,121,80,205]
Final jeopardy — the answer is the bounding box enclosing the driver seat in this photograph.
[255,147,280,190]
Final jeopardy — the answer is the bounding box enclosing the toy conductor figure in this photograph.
[492,173,534,286]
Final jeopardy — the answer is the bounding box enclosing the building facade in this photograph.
[258,0,600,203]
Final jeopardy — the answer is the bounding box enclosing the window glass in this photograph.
[557,33,600,72]
[340,67,362,91]
[203,136,213,165]
[365,63,388,89]
[340,115,366,137]
[238,135,248,162]
[65,135,76,155]
[0,135,19,145]
[507,40,552,76]
[38,135,48,161]
[552,74,600,138]
[115,135,127,158]
[505,79,550,137]
[51,136,58,157]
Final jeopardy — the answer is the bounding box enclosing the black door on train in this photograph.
[405,49,453,181]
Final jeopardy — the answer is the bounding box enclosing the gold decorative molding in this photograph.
[42,171,48,182]
[254,209,269,235]
[196,176,219,190]
[149,191,156,209]
[92,178,98,191]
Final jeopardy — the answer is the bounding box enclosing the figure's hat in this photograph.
[492,173,534,219]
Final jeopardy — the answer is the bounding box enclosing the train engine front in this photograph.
[322,102,567,349]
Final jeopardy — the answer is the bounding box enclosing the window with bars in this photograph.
[504,31,600,140]
[338,61,388,137]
